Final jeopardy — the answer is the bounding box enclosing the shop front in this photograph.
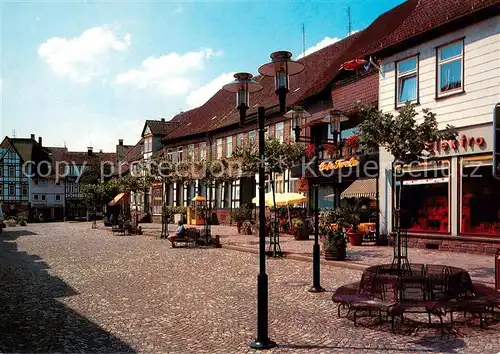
[387,123,500,254]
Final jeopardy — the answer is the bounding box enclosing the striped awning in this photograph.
[108,192,129,206]
[341,178,377,200]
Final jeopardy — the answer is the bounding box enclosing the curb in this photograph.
[222,244,369,271]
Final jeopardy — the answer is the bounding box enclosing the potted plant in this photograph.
[336,200,365,246]
[322,228,347,261]
[291,217,308,240]
[230,207,252,233]
[242,220,253,235]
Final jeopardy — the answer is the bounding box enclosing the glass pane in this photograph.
[398,75,417,103]
[398,57,417,73]
[462,166,500,235]
[440,42,462,61]
[440,60,462,92]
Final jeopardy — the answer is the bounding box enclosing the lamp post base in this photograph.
[250,339,277,350]
[308,286,326,293]
[308,243,325,293]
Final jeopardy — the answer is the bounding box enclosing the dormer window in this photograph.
[396,56,418,106]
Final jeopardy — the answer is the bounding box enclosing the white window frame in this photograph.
[236,133,244,148]
[437,39,464,97]
[56,194,61,201]
[396,55,418,106]
[188,144,194,161]
[216,138,223,159]
[275,122,284,143]
[248,130,256,145]
[177,147,183,162]
[167,149,174,161]
[226,137,233,157]
[199,142,207,161]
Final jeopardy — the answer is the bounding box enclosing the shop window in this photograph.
[461,157,500,235]
[398,161,450,233]
[437,40,463,96]
[396,56,418,106]
[317,185,334,209]
[176,183,183,206]
[223,182,232,208]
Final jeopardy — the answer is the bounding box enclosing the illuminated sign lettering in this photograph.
[319,157,359,171]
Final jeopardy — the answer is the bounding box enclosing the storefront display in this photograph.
[461,157,500,236]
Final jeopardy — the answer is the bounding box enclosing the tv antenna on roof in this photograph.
[12,129,16,138]
[302,23,306,58]
[347,6,352,36]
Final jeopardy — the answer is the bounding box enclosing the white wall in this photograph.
[379,16,500,127]
[30,178,65,206]
[378,16,500,235]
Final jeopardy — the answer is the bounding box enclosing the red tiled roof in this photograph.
[365,0,500,56]
[162,0,499,142]
[145,120,180,136]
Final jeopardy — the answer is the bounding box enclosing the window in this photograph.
[396,56,418,105]
[237,133,244,148]
[290,119,300,142]
[398,161,450,233]
[188,144,194,161]
[8,184,15,195]
[177,147,183,162]
[249,130,256,145]
[9,166,15,177]
[460,157,500,235]
[22,184,28,196]
[199,142,207,161]
[275,122,284,142]
[226,137,233,157]
[56,194,61,201]
[216,138,223,158]
[0,167,3,177]
[264,125,271,139]
[437,40,464,96]
[34,194,39,200]
[167,149,174,161]
[41,195,46,201]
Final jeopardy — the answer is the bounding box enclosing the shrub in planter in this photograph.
[242,220,253,235]
[230,207,252,233]
[322,228,347,261]
[291,218,308,240]
[6,218,18,227]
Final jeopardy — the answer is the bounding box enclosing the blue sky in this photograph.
[1,0,404,152]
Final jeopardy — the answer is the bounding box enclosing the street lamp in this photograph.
[223,51,303,350]
[258,51,305,113]
[291,108,348,293]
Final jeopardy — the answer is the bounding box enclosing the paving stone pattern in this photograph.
[0,222,499,353]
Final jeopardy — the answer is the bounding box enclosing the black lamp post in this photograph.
[291,107,348,293]
[223,50,304,350]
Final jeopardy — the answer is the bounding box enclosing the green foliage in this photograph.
[322,228,346,251]
[291,217,305,233]
[357,103,456,163]
[163,206,187,223]
[334,199,373,233]
[230,207,252,223]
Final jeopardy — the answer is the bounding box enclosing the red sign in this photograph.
[297,179,308,193]
[434,135,486,152]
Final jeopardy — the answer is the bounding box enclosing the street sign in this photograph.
[494,103,500,178]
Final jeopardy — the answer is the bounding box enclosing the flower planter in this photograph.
[323,247,346,261]
[348,232,363,246]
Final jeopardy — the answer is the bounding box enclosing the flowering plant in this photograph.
[324,143,338,156]
[306,144,315,160]
[345,134,359,149]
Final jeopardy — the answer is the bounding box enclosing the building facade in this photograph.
[375,2,500,253]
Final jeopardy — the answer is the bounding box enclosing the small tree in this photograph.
[357,103,455,227]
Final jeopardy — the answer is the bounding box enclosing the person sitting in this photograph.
[167,221,185,248]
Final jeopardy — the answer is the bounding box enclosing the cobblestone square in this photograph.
[1,222,499,353]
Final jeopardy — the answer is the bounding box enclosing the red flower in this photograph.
[306,144,315,160]
[345,135,359,148]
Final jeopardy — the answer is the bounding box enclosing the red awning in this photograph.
[340,58,367,71]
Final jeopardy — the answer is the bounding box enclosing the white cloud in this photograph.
[116,48,217,96]
[296,31,360,59]
[186,72,235,108]
[174,4,184,13]
[38,26,132,83]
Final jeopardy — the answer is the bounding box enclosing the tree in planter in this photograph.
[230,207,252,233]
[357,103,455,269]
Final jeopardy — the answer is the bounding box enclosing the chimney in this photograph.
[38,137,42,146]
[161,118,165,122]
[99,149,103,153]
[118,139,123,146]
[87,146,93,156]
[30,134,35,140]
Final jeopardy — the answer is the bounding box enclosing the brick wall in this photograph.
[389,233,500,255]
[331,72,378,112]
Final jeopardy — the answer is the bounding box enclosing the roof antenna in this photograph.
[12,129,16,138]
[347,6,352,36]
[64,141,67,148]
[302,23,306,58]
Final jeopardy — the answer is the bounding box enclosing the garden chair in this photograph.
[332,272,377,317]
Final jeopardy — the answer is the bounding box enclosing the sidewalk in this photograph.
[139,222,496,284]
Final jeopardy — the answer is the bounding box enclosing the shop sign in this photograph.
[319,157,360,171]
[297,179,308,193]
[402,177,449,186]
[433,125,492,157]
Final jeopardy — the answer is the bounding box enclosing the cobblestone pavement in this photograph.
[1,222,499,353]
[141,223,496,284]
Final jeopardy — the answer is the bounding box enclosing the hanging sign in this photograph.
[319,157,360,171]
[297,179,308,193]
